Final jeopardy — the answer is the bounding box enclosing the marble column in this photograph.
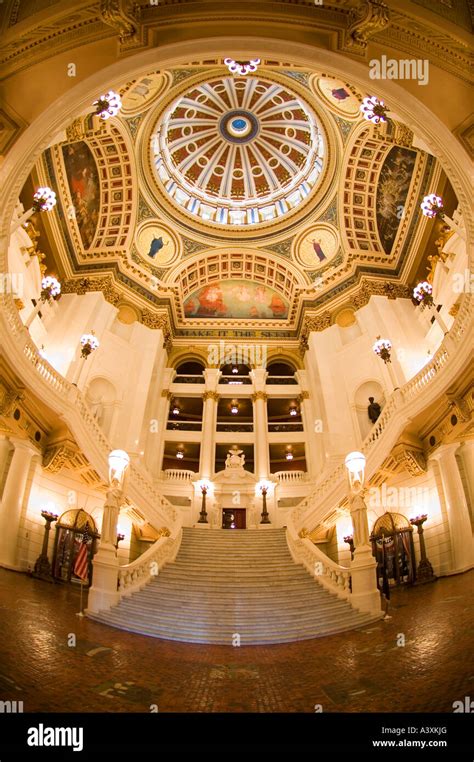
[458,439,474,522]
[430,443,474,573]
[250,368,269,480]
[295,370,319,476]
[199,369,221,479]
[0,438,37,570]
[0,436,12,494]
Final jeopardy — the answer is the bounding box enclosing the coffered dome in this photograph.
[151,75,325,226]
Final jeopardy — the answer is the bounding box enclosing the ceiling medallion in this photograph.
[152,75,325,227]
[293,223,340,270]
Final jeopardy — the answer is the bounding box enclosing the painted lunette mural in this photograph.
[62,141,100,249]
[183,280,289,320]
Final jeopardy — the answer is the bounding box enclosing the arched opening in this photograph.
[175,360,205,383]
[371,512,417,596]
[354,381,385,441]
[52,508,99,586]
[266,361,298,385]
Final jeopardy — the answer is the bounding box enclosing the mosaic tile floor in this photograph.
[0,568,472,713]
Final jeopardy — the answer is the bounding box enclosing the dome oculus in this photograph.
[152,76,325,226]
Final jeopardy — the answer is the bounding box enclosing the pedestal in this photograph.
[350,546,382,616]
[86,543,119,613]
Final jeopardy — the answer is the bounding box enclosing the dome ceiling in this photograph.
[152,75,324,226]
[32,60,440,341]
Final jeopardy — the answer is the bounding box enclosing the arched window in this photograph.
[175,360,205,383]
[266,362,298,384]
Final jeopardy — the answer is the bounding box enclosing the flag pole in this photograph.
[76,580,85,618]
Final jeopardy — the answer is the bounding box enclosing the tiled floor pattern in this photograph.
[0,568,472,713]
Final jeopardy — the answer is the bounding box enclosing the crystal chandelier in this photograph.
[224,57,260,76]
[360,96,388,124]
[93,90,122,119]
[40,276,61,301]
[413,281,434,308]
[32,187,57,212]
[80,331,100,359]
[372,336,392,363]
[421,194,443,219]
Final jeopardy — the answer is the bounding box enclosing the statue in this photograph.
[349,493,370,548]
[90,395,104,425]
[101,479,123,545]
[225,445,245,468]
[367,396,381,423]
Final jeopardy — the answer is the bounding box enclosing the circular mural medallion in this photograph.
[135,222,179,267]
[151,75,326,227]
[121,72,170,116]
[294,224,339,270]
[311,76,361,120]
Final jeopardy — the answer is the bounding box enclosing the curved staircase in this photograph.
[88,528,378,644]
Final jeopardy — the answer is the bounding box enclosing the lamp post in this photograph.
[344,451,381,616]
[115,533,125,550]
[412,281,450,334]
[32,509,58,582]
[373,336,399,391]
[87,449,129,613]
[344,534,355,561]
[420,194,466,241]
[410,514,436,584]
[259,482,271,524]
[24,276,61,329]
[10,187,57,234]
[198,482,209,524]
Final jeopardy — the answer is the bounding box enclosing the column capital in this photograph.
[429,442,461,462]
[9,436,39,455]
[203,391,220,402]
[251,391,268,403]
[203,368,221,391]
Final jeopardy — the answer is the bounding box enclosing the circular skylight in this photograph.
[152,75,325,226]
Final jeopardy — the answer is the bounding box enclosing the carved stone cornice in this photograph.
[0,384,25,417]
[161,389,172,400]
[346,0,391,51]
[392,444,427,477]
[100,0,142,45]
[446,395,471,423]
[297,391,310,402]
[203,391,220,402]
[251,392,268,403]
[62,276,122,306]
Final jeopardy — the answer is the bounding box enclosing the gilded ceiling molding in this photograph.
[446,395,471,424]
[392,446,427,477]
[43,441,79,474]
[0,384,25,418]
[345,0,391,51]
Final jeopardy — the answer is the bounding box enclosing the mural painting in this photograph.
[376,146,417,254]
[183,280,289,319]
[62,141,100,249]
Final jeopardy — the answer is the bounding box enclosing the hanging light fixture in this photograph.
[171,402,180,416]
[230,400,239,415]
[285,450,294,461]
[289,403,298,417]
[176,449,184,460]
[231,365,239,374]
[421,193,443,219]
[80,331,100,359]
[93,90,122,119]
[372,336,392,363]
[40,276,61,302]
[413,281,434,309]
[32,187,57,212]
[360,96,388,124]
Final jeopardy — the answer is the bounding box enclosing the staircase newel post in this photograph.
[87,450,129,614]
[345,452,383,617]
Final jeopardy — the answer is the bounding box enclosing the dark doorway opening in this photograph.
[222,508,246,529]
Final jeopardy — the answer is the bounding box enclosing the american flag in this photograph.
[73,523,91,581]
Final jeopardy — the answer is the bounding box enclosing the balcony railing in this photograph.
[219,375,252,384]
[268,422,304,432]
[173,375,204,384]
[166,420,202,431]
[216,422,254,432]
[163,469,195,483]
[274,470,308,483]
[266,376,298,384]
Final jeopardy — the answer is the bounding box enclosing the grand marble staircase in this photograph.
[88,528,378,644]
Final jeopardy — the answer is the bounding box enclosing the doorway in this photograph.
[222,508,246,529]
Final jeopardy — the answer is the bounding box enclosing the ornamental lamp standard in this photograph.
[25,275,62,329]
[360,96,388,125]
[344,451,366,494]
[108,449,130,489]
[197,479,211,524]
[373,336,399,391]
[10,187,57,233]
[32,508,59,582]
[258,480,271,524]
[93,90,122,120]
[409,513,436,584]
[413,281,449,334]
[420,194,466,241]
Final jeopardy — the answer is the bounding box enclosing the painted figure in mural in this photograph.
[147,236,169,259]
[196,285,227,316]
[367,397,382,423]
[312,238,326,262]
[331,87,350,101]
